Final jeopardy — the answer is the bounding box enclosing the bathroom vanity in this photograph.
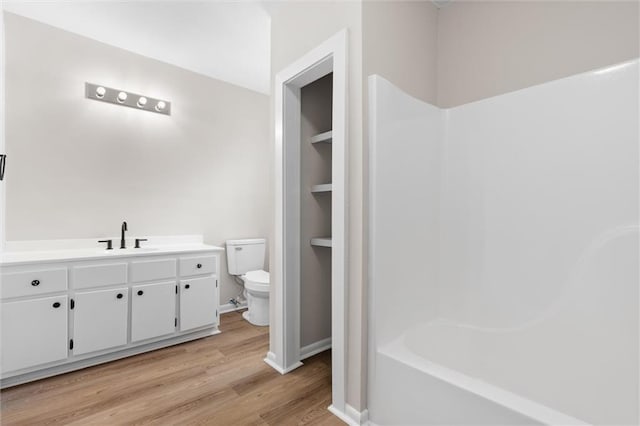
[0,236,223,387]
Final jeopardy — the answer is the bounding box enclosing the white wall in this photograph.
[363,0,438,105]
[437,0,640,107]
[3,13,271,305]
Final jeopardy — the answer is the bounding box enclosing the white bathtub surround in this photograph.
[369,60,639,425]
[1,235,223,387]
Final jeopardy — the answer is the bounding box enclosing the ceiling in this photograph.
[1,1,271,94]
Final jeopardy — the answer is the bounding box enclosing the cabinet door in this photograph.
[180,276,217,331]
[1,295,68,373]
[73,287,128,355]
[131,281,176,342]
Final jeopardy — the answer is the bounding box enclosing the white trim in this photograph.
[328,404,369,426]
[218,301,247,314]
[300,337,332,360]
[328,405,357,426]
[346,404,370,425]
[367,75,380,426]
[272,29,348,415]
[263,351,303,375]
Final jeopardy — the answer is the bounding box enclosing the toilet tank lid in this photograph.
[245,270,269,284]
[226,238,266,246]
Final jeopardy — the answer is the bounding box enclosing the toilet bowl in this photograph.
[241,269,270,326]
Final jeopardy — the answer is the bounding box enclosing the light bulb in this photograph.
[117,92,128,103]
[155,101,166,111]
[95,86,106,98]
[137,97,148,108]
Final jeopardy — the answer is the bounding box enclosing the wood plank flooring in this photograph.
[0,311,343,426]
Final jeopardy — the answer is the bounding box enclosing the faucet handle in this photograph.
[135,238,148,249]
[98,239,113,250]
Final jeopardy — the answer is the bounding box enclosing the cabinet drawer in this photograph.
[73,263,128,289]
[1,268,68,299]
[179,255,216,277]
[130,258,176,283]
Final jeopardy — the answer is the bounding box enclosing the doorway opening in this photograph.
[268,30,348,416]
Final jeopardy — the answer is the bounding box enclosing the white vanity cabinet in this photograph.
[0,246,221,387]
[1,295,69,374]
[131,281,176,342]
[73,287,129,355]
[180,276,218,331]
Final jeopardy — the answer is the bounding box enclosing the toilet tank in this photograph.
[226,239,266,275]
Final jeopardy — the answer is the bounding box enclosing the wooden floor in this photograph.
[0,311,343,426]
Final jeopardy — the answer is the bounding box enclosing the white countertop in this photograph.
[0,236,224,266]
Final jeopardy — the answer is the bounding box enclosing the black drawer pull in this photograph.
[31,279,40,286]
[52,302,61,308]
[137,290,144,296]
[116,293,123,299]
[185,284,190,289]
[196,263,202,269]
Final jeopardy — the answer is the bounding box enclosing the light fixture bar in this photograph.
[85,83,171,115]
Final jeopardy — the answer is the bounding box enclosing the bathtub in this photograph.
[371,316,635,425]
[368,61,639,425]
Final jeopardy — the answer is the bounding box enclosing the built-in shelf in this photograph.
[310,237,332,248]
[310,130,332,144]
[311,184,333,193]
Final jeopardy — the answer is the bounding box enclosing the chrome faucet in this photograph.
[120,221,128,249]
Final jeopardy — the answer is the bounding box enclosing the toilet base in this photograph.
[243,307,269,327]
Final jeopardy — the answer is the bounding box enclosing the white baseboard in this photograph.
[219,301,247,314]
[263,351,303,375]
[328,404,370,426]
[346,404,369,424]
[300,337,332,360]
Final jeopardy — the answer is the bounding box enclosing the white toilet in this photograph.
[226,238,270,326]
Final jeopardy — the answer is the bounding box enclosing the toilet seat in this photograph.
[244,269,270,293]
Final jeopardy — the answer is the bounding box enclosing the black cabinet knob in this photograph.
[196,263,202,269]
[31,279,40,286]
[137,290,144,296]
[52,302,61,308]
[116,293,123,299]
[185,284,190,289]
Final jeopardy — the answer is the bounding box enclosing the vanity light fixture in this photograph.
[95,86,106,98]
[85,82,171,115]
